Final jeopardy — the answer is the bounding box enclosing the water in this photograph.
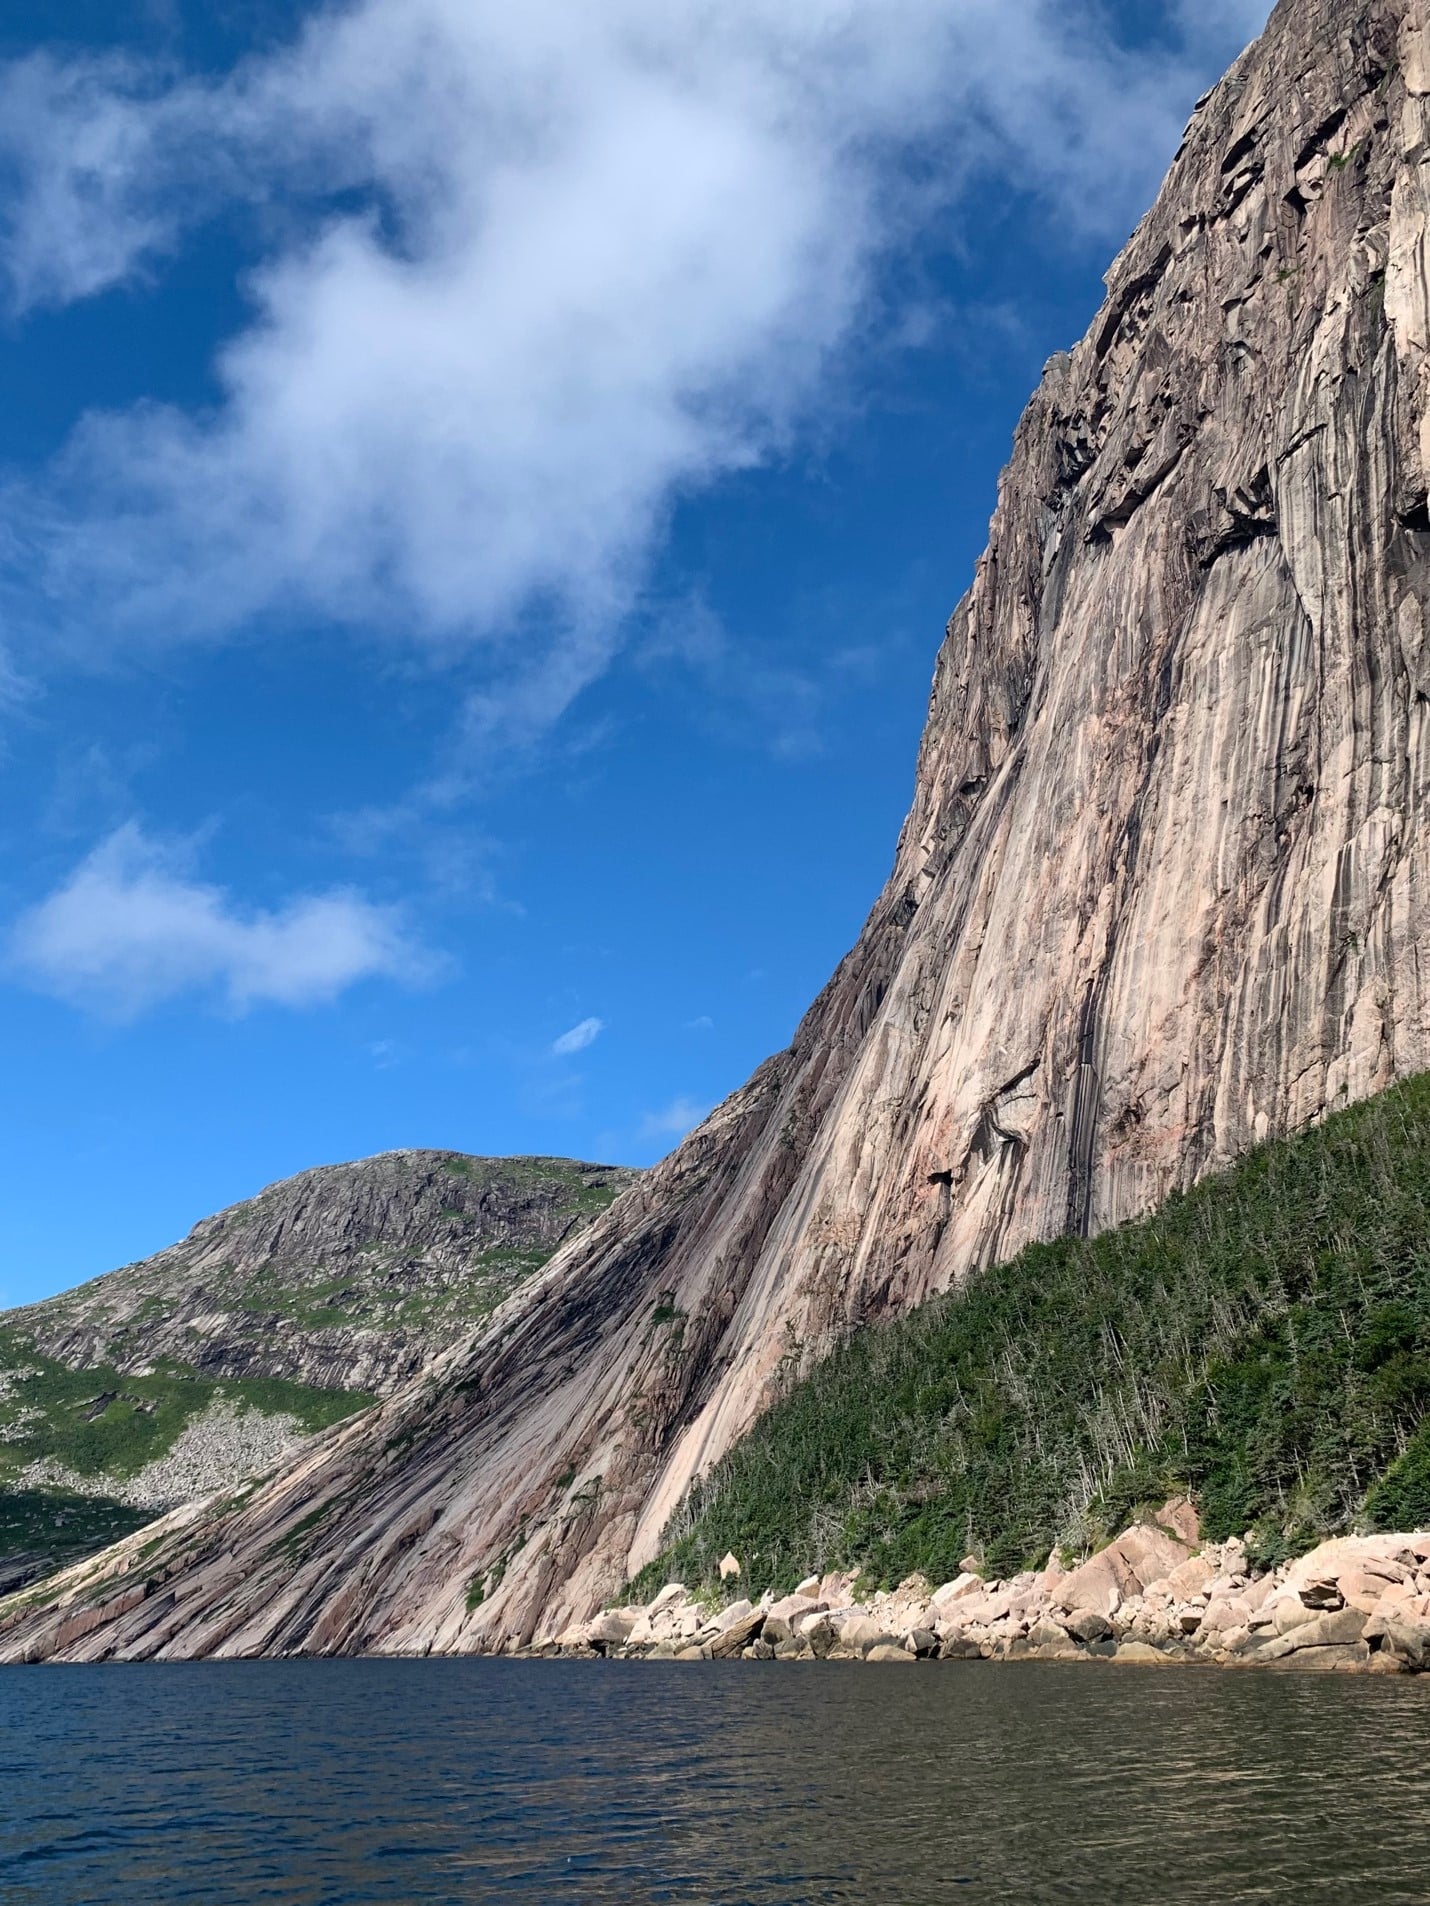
[1,1659,1427,1904]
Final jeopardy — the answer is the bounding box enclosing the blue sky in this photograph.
[0,0,1270,1305]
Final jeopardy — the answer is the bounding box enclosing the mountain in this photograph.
[0,1154,635,1591]
[4,0,1428,1663]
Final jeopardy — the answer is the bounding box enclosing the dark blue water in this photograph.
[1,1659,1427,1903]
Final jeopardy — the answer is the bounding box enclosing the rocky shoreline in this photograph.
[540,1507,1430,1678]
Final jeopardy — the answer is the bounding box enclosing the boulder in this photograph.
[1266,1642,1369,1674]
[674,1643,709,1661]
[1239,1574,1277,1614]
[795,1576,821,1598]
[1366,1613,1430,1669]
[1155,1496,1201,1546]
[718,1553,742,1582]
[931,1574,983,1613]
[1054,1525,1189,1621]
[1367,1650,1410,1675]
[1338,1568,1407,1615]
[1297,1577,1346,1611]
[1283,1536,1416,1604]
[708,1609,764,1659]
[1270,1596,1319,1635]
[587,1610,637,1649]
[802,1617,837,1659]
[767,1593,824,1625]
[1064,1608,1114,1645]
[1111,1641,1172,1666]
[718,1598,755,1630]
[818,1569,862,1604]
[839,1615,895,1656]
[1027,1617,1072,1650]
[939,1634,983,1660]
[1159,1555,1215,1601]
[907,1627,940,1658]
[1198,1596,1252,1637]
[1284,1608,1367,1649]
[866,1644,916,1664]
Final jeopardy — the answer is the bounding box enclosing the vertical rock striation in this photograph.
[5,0,1430,1662]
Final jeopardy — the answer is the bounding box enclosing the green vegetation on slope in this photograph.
[0,1491,151,1585]
[0,1331,374,1483]
[634,1075,1430,1601]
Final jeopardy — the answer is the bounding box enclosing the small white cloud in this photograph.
[552,1015,604,1056]
[684,1015,714,1031]
[8,823,433,1019]
[640,1096,712,1141]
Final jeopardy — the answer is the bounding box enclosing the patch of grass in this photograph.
[0,1488,154,1590]
[632,1074,1430,1603]
[0,1332,372,1482]
[1329,138,1368,172]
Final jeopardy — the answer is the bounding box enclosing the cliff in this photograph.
[4,0,1429,1663]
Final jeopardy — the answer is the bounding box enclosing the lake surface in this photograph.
[1,1658,1427,1903]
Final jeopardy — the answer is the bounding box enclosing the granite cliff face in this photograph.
[5,0,1430,1662]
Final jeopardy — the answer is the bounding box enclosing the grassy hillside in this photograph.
[633,1074,1430,1601]
[0,1332,371,1484]
[0,1333,374,1588]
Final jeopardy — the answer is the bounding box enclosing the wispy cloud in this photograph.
[640,1095,712,1142]
[7,823,434,1019]
[0,0,1271,746]
[552,1015,604,1056]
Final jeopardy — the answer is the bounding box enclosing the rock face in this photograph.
[5,1153,638,1396]
[4,0,1430,1662]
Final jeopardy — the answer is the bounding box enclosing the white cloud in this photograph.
[0,1,1272,739]
[640,1095,712,1140]
[552,1015,604,1056]
[685,1014,714,1031]
[8,823,432,1019]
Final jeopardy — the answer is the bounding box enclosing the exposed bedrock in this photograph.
[5,0,1430,1662]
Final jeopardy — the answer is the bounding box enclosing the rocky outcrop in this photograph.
[538,1519,1430,1678]
[3,0,1430,1663]
[5,1152,637,1396]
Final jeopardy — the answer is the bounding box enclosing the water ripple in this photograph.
[1,1659,1428,1903]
